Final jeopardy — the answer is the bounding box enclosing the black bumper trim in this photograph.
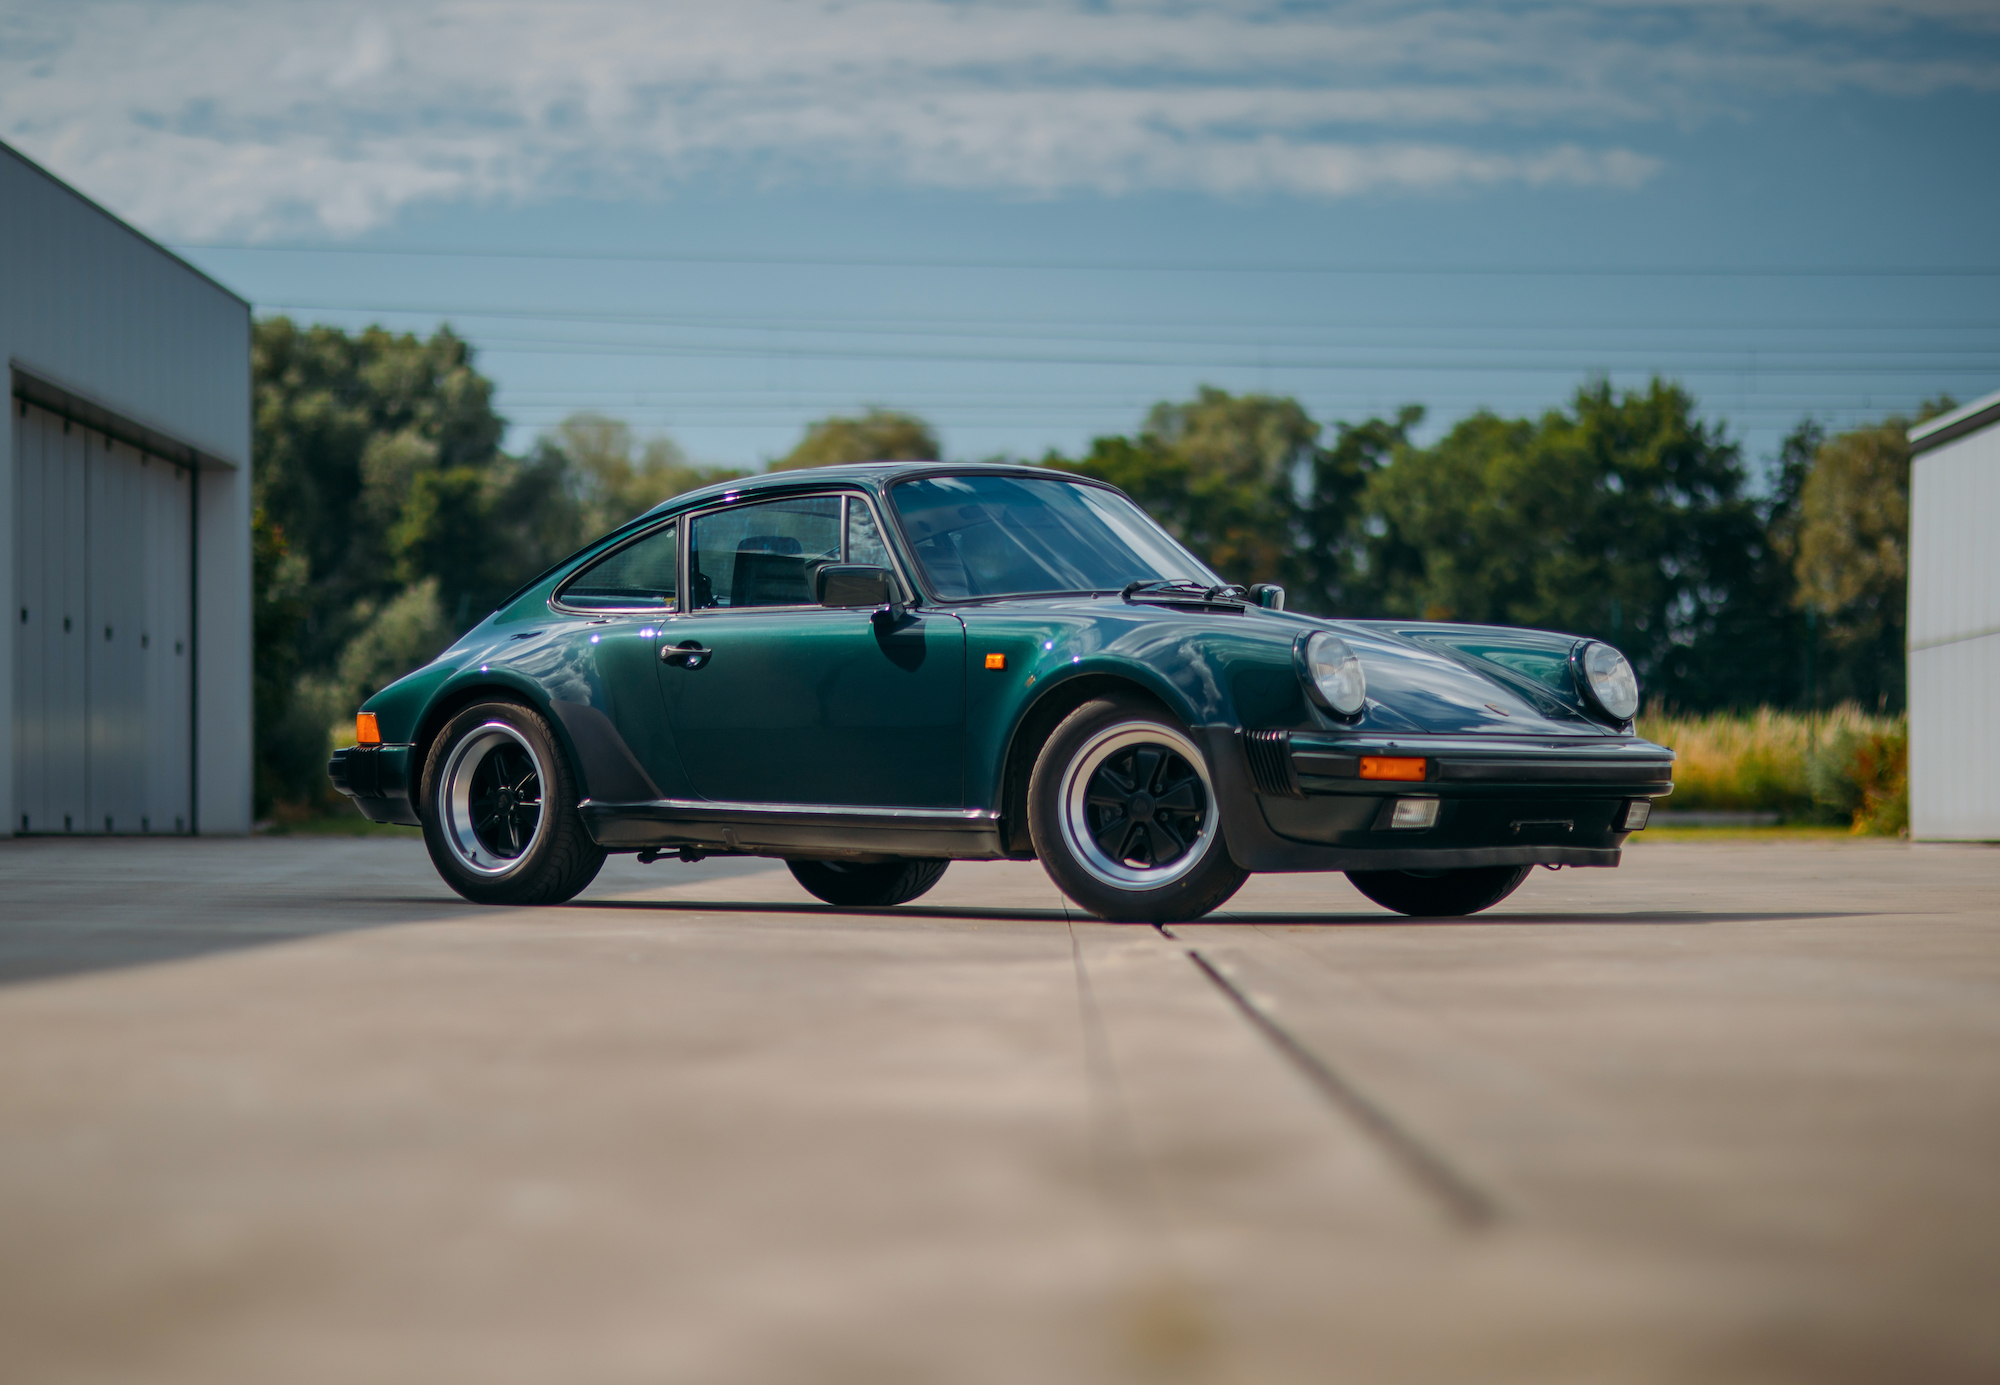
[1205,726,1632,873]
[328,745,420,827]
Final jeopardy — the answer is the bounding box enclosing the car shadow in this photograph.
[564,899,1863,928]
[1204,909,1862,927]
[563,898,1080,923]
[0,899,476,987]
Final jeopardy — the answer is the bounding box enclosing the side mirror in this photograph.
[817,564,895,608]
[1250,583,1286,611]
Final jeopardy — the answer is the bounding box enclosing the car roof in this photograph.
[640,459,1082,517]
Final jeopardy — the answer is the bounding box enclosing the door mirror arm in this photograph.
[871,593,908,631]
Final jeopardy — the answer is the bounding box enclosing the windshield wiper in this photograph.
[1120,579,1249,606]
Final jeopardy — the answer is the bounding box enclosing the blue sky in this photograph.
[5,0,1997,475]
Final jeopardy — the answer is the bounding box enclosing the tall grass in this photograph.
[1636,704,1908,835]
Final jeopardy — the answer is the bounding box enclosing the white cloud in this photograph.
[0,0,1992,239]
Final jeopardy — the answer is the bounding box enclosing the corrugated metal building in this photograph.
[3,141,252,836]
[1908,387,2000,841]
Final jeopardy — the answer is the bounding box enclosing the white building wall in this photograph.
[0,142,252,834]
[1908,389,2000,841]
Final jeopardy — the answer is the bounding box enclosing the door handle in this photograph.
[661,640,712,669]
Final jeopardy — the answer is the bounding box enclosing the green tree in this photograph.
[251,508,320,816]
[1050,387,1316,587]
[1667,419,1821,710]
[1789,399,1952,712]
[537,413,747,536]
[1294,405,1424,614]
[1357,378,1761,701]
[253,317,509,667]
[772,408,938,470]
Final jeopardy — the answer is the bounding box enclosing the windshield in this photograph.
[888,474,1219,600]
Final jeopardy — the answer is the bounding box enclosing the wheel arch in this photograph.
[994,671,1184,856]
[408,676,569,817]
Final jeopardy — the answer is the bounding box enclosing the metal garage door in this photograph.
[13,400,194,834]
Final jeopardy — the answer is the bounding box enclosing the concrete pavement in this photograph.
[0,836,1995,1384]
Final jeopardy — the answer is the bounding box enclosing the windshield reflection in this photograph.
[888,474,1218,600]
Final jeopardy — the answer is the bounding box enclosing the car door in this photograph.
[656,491,967,808]
[542,518,697,800]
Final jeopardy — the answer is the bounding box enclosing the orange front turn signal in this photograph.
[984,653,1007,670]
[1359,755,1425,781]
[356,712,381,745]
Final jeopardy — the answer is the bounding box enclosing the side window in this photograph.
[562,523,677,609]
[846,501,893,569]
[689,497,841,609]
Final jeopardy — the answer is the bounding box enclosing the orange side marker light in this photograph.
[984,653,1007,670]
[1359,755,1425,781]
[356,712,382,745]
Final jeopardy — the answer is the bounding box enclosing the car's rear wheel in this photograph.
[1345,865,1531,917]
[1028,695,1247,923]
[420,701,606,905]
[787,858,949,907]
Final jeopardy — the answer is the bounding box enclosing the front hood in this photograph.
[979,598,1611,737]
[1125,603,1607,736]
[1334,624,1606,736]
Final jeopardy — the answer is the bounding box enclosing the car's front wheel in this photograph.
[1028,695,1247,922]
[419,701,606,905]
[787,858,949,907]
[1345,865,1531,917]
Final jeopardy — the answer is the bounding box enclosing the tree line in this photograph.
[252,316,1935,816]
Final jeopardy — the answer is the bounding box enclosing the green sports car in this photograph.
[330,462,1673,920]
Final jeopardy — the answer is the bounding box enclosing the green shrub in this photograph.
[1637,704,1907,832]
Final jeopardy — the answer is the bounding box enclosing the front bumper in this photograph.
[1207,728,1673,874]
[328,744,421,826]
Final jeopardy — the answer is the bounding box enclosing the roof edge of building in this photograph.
[1910,385,2000,456]
[1,139,252,312]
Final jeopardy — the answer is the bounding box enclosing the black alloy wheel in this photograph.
[1029,694,1247,923]
[420,700,606,905]
[467,737,542,860]
[1082,743,1208,873]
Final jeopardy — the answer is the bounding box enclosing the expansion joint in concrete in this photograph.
[1184,946,1500,1231]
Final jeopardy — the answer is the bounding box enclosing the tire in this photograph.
[1028,695,1247,923]
[419,700,606,905]
[788,858,949,907]
[1345,865,1531,918]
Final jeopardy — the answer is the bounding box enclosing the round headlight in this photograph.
[1579,642,1639,721]
[1305,631,1367,716]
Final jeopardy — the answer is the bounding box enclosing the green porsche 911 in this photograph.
[330,463,1673,920]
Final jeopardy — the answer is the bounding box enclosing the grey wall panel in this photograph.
[10,404,194,833]
[1908,415,2000,841]
[1909,634,2000,840]
[2,140,250,833]
[142,453,193,832]
[11,402,43,830]
[87,433,141,832]
[194,448,253,833]
[57,415,89,830]
[0,150,248,466]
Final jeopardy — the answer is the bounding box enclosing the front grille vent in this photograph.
[1244,730,1302,798]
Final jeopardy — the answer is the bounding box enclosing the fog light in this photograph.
[1621,799,1651,831]
[1389,798,1440,830]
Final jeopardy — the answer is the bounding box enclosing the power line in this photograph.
[175,242,2000,279]
[248,302,2000,358]
[462,335,1999,374]
[252,299,2000,337]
